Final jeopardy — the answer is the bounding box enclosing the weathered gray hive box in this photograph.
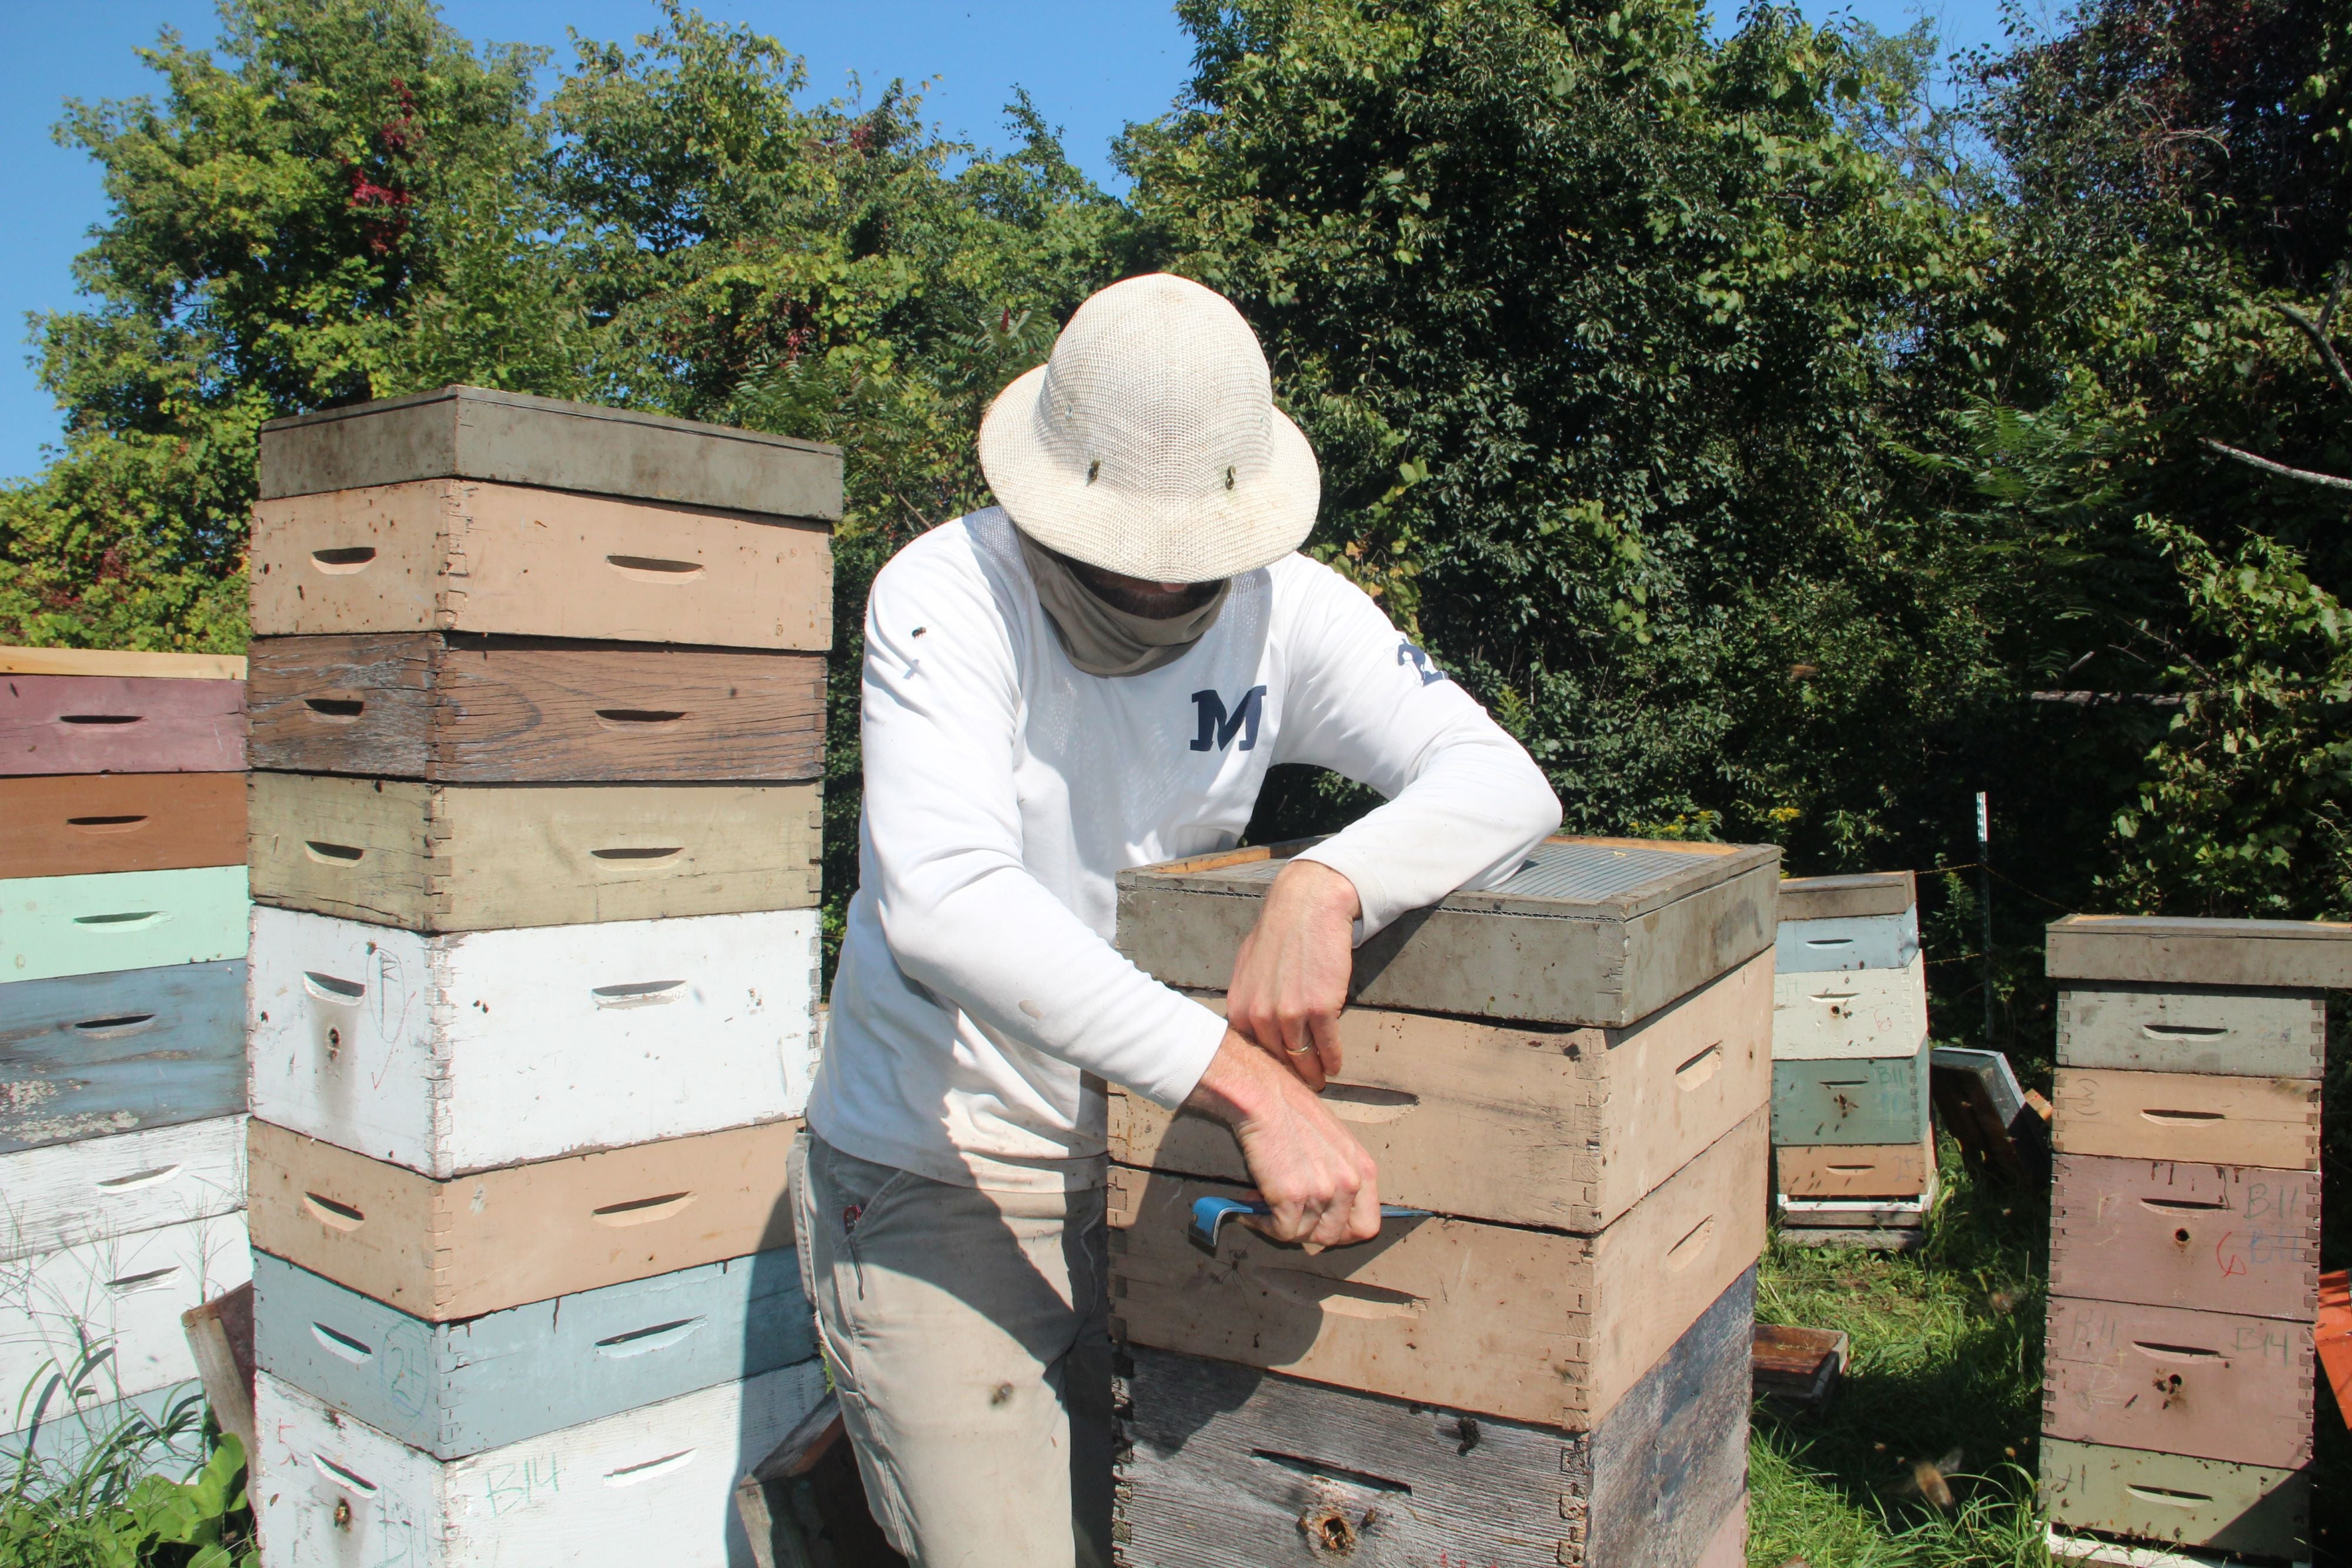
[258,385,843,518]
[1115,834,1780,1028]
[1775,870,1913,922]
[2045,913,2352,991]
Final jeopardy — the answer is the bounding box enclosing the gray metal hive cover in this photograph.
[1208,839,1707,904]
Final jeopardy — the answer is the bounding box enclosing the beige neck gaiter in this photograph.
[1015,530,1231,678]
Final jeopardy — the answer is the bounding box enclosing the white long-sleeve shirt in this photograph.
[804,507,1562,1190]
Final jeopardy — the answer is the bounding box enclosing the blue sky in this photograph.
[0,0,2030,483]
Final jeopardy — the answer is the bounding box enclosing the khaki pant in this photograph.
[792,1129,1112,1568]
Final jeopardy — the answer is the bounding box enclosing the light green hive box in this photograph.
[1,867,250,983]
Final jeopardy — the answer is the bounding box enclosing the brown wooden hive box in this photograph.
[0,774,246,878]
[1108,1109,1766,1431]
[2056,983,2326,1079]
[2046,912,2352,992]
[247,771,820,931]
[1115,835,1780,1029]
[2050,1068,2319,1170]
[1,675,245,775]
[245,1116,799,1320]
[1111,1268,1753,1568]
[2042,1294,2314,1469]
[2040,1439,2308,1562]
[2047,1154,2318,1322]
[258,384,843,515]
[248,479,832,650]
[246,634,824,783]
[1774,870,1915,922]
[1108,949,1771,1233]
[1773,1138,1935,1200]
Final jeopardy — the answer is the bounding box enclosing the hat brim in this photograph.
[976,363,1320,583]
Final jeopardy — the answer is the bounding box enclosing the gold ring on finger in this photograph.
[1285,1042,1314,1055]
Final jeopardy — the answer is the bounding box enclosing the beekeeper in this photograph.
[794,273,1561,1567]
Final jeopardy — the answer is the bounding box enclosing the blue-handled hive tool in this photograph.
[1186,1195,1431,1252]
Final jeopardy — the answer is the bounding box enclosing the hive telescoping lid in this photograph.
[1116,834,1780,1028]
[2045,912,2352,991]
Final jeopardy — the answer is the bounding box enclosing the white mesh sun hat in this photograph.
[977,273,1319,583]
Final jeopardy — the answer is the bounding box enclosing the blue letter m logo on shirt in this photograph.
[1190,686,1268,752]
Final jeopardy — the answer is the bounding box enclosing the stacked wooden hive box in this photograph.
[1105,835,1779,1568]
[2040,914,2341,1567]
[1,645,253,1480]
[235,387,836,1566]
[1769,872,1935,1251]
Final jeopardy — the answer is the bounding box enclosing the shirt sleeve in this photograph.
[1271,560,1564,940]
[856,540,1228,1109]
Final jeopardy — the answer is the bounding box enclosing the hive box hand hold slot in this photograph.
[2042,1295,2314,1469]
[247,772,821,932]
[246,633,826,783]
[1770,1044,1931,1147]
[0,959,244,1154]
[2046,914,2352,992]
[246,1117,799,1320]
[1,1114,246,1261]
[252,1248,814,1459]
[1117,835,1780,1028]
[0,1214,252,1407]
[252,1359,827,1568]
[1,867,249,984]
[1109,950,1771,1232]
[2052,1068,2318,1169]
[2056,985,2326,1079]
[249,479,832,649]
[1770,958,1928,1060]
[257,384,844,518]
[0,774,245,880]
[1112,1268,1755,1568]
[249,905,820,1176]
[2048,1154,2317,1321]
[1774,871,1915,923]
[1108,1109,1766,1430]
[1773,908,1920,974]
[0,675,245,775]
[2039,1439,2309,1562]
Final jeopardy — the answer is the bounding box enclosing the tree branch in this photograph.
[2201,437,2352,494]
[2276,302,2352,400]
[2321,259,2349,337]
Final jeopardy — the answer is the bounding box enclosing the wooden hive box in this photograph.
[1,1212,251,1406]
[2048,1154,2318,1321]
[1,867,249,984]
[0,958,245,1154]
[247,772,820,932]
[1773,871,1917,973]
[246,633,825,783]
[2056,984,2326,1079]
[1116,836,1780,1029]
[0,673,245,774]
[1108,1110,1766,1430]
[2046,912,2352,992]
[1773,1136,1935,1199]
[1,1114,246,1261]
[249,905,820,1177]
[0,1383,215,1491]
[1774,1178,1936,1233]
[1112,1268,1754,1568]
[0,774,245,878]
[1108,949,1772,1233]
[252,1248,813,1459]
[1769,958,1928,1061]
[2040,1439,2308,1562]
[2042,1295,2314,1469]
[246,1118,799,1321]
[253,1359,826,1568]
[1769,1043,1931,1146]
[2051,1068,2318,1169]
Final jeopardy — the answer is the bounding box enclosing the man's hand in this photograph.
[1225,858,1361,1091]
[1183,1028,1381,1248]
